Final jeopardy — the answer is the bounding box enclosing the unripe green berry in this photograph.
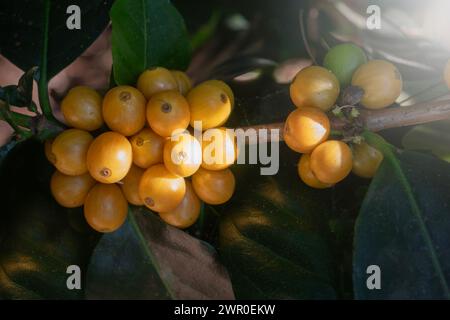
[323,43,367,88]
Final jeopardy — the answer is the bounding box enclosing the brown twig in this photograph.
[237,99,450,143]
[363,100,450,132]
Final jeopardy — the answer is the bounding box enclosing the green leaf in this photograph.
[0,99,33,140]
[354,133,450,299]
[0,67,38,114]
[85,207,235,299]
[218,145,337,299]
[402,120,450,163]
[0,1,113,79]
[190,10,221,51]
[214,74,340,299]
[0,140,99,299]
[110,0,192,85]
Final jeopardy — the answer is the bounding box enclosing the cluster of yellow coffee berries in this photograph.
[284,44,403,188]
[46,67,236,233]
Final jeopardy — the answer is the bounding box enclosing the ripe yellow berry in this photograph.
[129,128,165,169]
[290,66,340,111]
[171,70,192,95]
[201,80,234,109]
[444,59,450,90]
[201,128,236,170]
[102,85,146,136]
[192,167,235,205]
[352,142,384,178]
[159,181,201,229]
[120,165,145,206]
[44,139,56,165]
[310,140,353,184]
[163,133,202,177]
[51,171,96,208]
[352,60,402,109]
[283,107,330,153]
[137,67,178,99]
[52,129,93,176]
[61,86,103,131]
[138,164,186,212]
[297,154,333,189]
[187,82,232,130]
[86,131,133,184]
[146,90,190,137]
[84,183,128,233]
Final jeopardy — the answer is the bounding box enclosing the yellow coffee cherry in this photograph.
[120,165,145,206]
[86,131,133,184]
[283,107,330,153]
[187,82,232,130]
[352,142,384,178]
[84,183,128,233]
[52,129,93,176]
[102,85,146,136]
[444,59,450,90]
[201,80,234,109]
[310,140,353,184]
[201,128,236,170]
[171,70,192,95]
[129,128,165,168]
[51,171,96,208]
[137,67,178,99]
[159,181,201,229]
[61,86,103,131]
[44,139,56,165]
[290,66,340,111]
[146,90,190,137]
[192,167,235,205]
[297,154,333,189]
[138,164,186,212]
[163,133,202,177]
[352,60,402,109]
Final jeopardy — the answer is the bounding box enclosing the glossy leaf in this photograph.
[190,10,221,51]
[0,140,98,299]
[402,120,450,163]
[0,67,38,112]
[218,145,337,299]
[86,207,234,300]
[354,133,450,299]
[110,0,191,85]
[0,1,113,79]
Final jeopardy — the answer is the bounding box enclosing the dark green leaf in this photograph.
[0,100,33,139]
[402,120,450,163]
[218,145,337,299]
[0,0,113,78]
[0,140,99,299]
[190,10,221,51]
[354,133,450,299]
[0,67,38,112]
[86,207,234,300]
[110,0,191,85]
